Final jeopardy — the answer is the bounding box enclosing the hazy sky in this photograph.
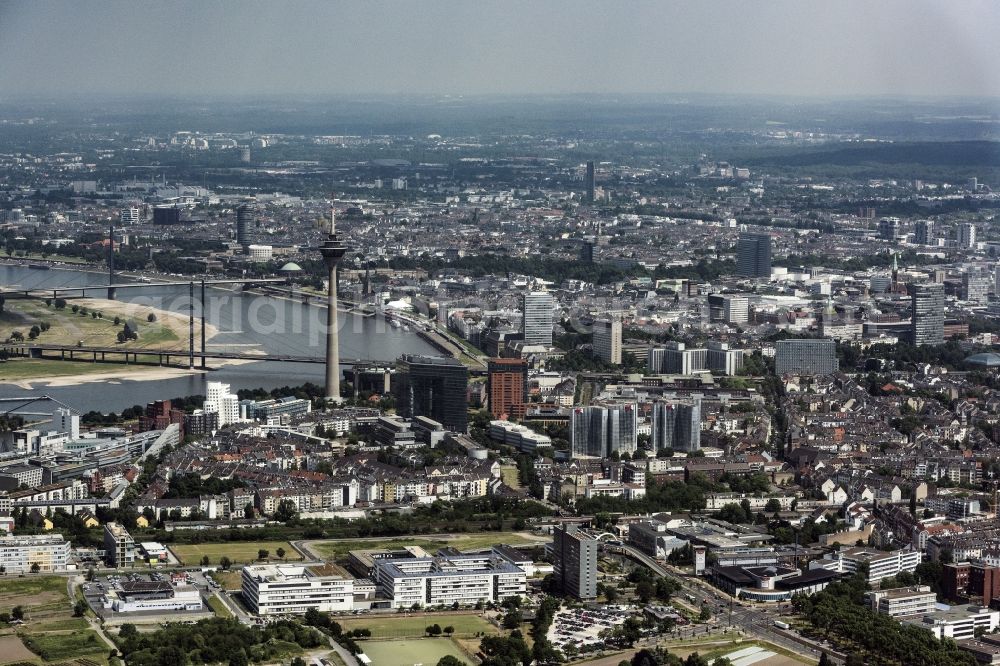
[1,0,999,99]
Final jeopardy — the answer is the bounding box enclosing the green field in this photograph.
[170,541,301,565]
[0,577,69,619]
[338,614,497,639]
[312,532,542,559]
[20,630,109,664]
[208,569,243,590]
[359,639,472,666]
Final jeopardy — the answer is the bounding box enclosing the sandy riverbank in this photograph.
[1,357,259,389]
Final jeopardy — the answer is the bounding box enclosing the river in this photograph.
[0,264,437,412]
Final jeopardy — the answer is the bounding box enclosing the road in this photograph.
[612,543,839,664]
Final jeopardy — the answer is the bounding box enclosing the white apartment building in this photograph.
[373,553,527,609]
[205,382,240,426]
[0,534,70,574]
[809,547,921,584]
[867,586,938,618]
[247,244,273,262]
[242,564,354,615]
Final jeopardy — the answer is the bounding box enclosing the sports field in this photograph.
[359,639,471,666]
[169,540,301,565]
[338,613,497,639]
[312,531,544,559]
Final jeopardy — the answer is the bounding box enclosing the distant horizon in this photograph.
[1,1,998,99]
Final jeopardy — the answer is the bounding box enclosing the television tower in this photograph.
[319,208,347,403]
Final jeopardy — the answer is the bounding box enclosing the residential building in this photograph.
[959,222,977,249]
[943,562,1000,607]
[914,219,934,245]
[487,358,528,420]
[879,217,901,241]
[242,564,354,615]
[552,524,598,600]
[0,534,70,574]
[104,522,136,568]
[911,282,945,346]
[394,355,469,433]
[522,292,555,346]
[722,295,750,324]
[774,338,838,375]
[570,405,637,458]
[592,318,623,365]
[962,271,991,304]
[736,232,771,278]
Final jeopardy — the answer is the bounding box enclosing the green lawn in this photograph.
[208,569,243,591]
[338,614,497,639]
[206,595,233,618]
[170,541,301,565]
[359,638,472,666]
[312,532,541,559]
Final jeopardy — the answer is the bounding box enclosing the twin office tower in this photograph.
[569,396,702,459]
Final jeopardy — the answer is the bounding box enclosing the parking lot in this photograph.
[82,570,219,623]
[546,605,633,654]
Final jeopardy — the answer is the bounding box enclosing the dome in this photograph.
[965,352,1000,367]
[278,262,303,272]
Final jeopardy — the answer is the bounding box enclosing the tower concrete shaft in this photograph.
[319,209,347,403]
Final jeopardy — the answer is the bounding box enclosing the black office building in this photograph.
[394,355,469,433]
[736,232,772,278]
[152,206,181,225]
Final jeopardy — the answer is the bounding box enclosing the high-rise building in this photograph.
[648,342,707,375]
[592,318,622,365]
[958,223,977,249]
[707,342,744,376]
[236,202,256,250]
[878,217,901,241]
[54,407,80,439]
[651,397,702,453]
[552,524,598,600]
[103,522,135,568]
[580,240,594,263]
[914,220,934,245]
[774,339,839,375]
[962,271,991,304]
[736,232,772,278]
[569,405,637,458]
[584,161,595,203]
[722,295,750,324]
[911,282,945,346]
[522,291,555,347]
[394,355,469,432]
[487,358,528,420]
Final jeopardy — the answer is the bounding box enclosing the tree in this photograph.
[437,657,464,666]
[11,606,24,621]
[228,649,248,666]
[201,555,211,567]
[30,562,40,574]
[276,547,286,561]
[635,579,654,603]
[244,503,254,520]
[220,556,232,570]
[503,609,522,629]
[147,312,157,322]
[257,549,269,561]
[764,498,783,514]
[699,604,711,622]
[818,652,831,666]
[273,499,297,523]
[444,626,454,636]
[74,599,88,617]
